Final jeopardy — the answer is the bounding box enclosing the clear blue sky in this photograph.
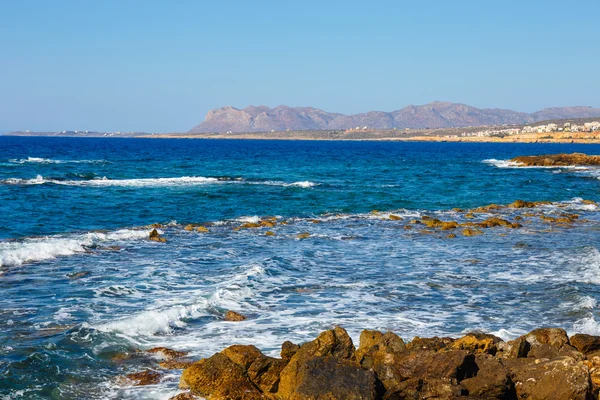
[1,0,598,133]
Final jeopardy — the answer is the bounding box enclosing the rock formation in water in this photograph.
[163,326,600,399]
[511,153,600,167]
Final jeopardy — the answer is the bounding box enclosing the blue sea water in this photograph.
[2,137,600,398]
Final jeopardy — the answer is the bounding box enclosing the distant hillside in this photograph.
[189,102,600,133]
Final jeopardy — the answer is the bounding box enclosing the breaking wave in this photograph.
[1,175,319,188]
[8,157,109,164]
[0,229,150,268]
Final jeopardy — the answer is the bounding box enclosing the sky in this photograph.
[1,0,599,133]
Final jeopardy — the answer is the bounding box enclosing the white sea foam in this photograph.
[483,158,590,171]
[237,216,261,224]
[1,175,320,189]
[572,316,600,336]
[8,157,108,164]
[287,181,318,188]
[482,159,523,168]
[0,229,150,267]
[94,301,210,336]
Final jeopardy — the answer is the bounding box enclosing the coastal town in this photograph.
[455,121,600,138]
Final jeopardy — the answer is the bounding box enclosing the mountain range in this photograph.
[189,102,600,133]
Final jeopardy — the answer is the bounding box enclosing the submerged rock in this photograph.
[123,369,162,386]
[67,271,91,280]
[462,227,482,236]
[296,232,311,239]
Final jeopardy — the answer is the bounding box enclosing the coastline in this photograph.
[138,325,600,400]
[6,130,600,144]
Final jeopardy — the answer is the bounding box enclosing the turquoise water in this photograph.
[1,137,600,398]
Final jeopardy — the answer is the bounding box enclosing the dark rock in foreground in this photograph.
[173,326,600,400]
[511,152,600,167]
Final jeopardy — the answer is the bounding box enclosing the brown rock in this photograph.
[180,353,262,399]
[221,345,262,370]
[124,369,162,386]
[505,356,591,399]
[149,229,167,242]
[389,214,403,220]
[450,332,503,355]
[224,310,247,321]
[147,347,188,360]
[278,327,356,398]
[459,354,515,398]
[407,336,455,352]
[462,227,482,236]
[356,330,406,363]
[168,393,198,400]
[220,344,286,394]
[511,153,600,167]
[247,353,286,394]
[265,230,275,236]
[383,377,463,399]
[571,334,600,355]
[296,232,311,239]
[281,341,300,362]
[159,359,194,369]
[196,226,209,233]
[279,355,380,400]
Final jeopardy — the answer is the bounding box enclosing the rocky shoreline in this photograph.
[511,153,600,167]
[119,326,600,399]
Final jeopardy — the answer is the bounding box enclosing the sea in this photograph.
[1,136,600,399]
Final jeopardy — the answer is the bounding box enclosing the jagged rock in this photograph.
[462,227,482,236]
[180,353,262,399]
[383,377,464,399]
[356,330,406,365]
[224,310,247,321]
[571,334,600,355]
[159,359,194,369]
[123,369,162,386]
[450,332,503,355]
[149,229,167,242]
[511,153,600,167]
[168,393,198,400]
[278,327,356,398]
[459,354,515,398]
[406,336,455,352]
[246,353,286,393]
[147,347,188,360]
[278,355,380,400]
[475,217,521,229]
[505,357,591,399]
[500,328,572,360]
[281,341,300,362]
[221,345,262,370]
[221,345,286,393]
[510,199,538,208]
